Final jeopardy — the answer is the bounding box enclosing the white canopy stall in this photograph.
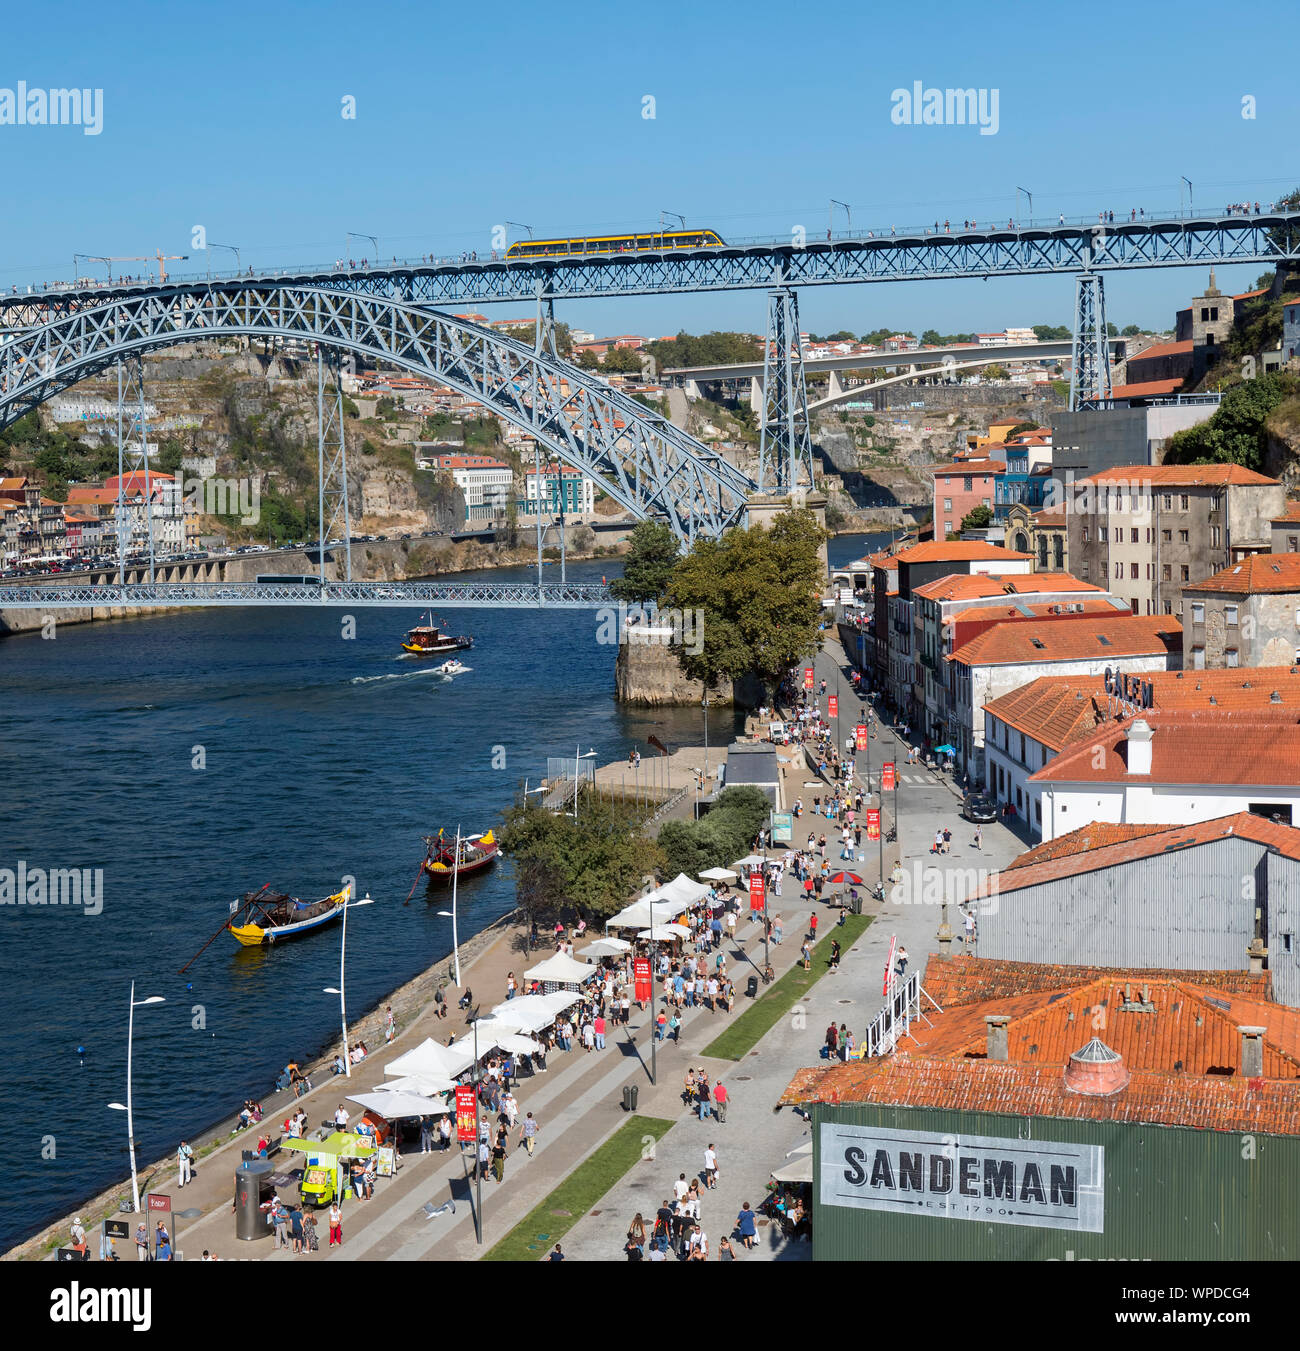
[524,951,598,990]
[580,937,631,960]
[384,1038,476,1081]
[347,1090,452,1120]
[487,991,582,1034]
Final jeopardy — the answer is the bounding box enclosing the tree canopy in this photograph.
[641,330,763,371]
[664,507,826,690]
[1032,324,1071,341]
[657,787,771,877]
[959,504,993,531]
[608,519,680,602]
[1163,373,1299,473]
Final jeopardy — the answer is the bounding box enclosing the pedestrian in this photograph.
[826,1022,839,1056]
[491,1130,508,1183]
[933,828,943,855]
[896,945,910,978]
[594,1013,606,1050]
[438,1114,452,1150]
[272,1201,290,1250]
[420,1117,433,1153]
[548,1242,566,1261]
[328,1201,342,1247]
[697,1076,712,1121]
[801,940,812,971]
[809,911,818,942]
[704,1142,719,1189]
[736,1202,757,1249]
[176,1137,194,1188]
[135,1221,149,1261]
[830,938,841,971]
[384,1005,395,1043]
[521,1111,539,1155]
[713,1081,728,1123]
[942,826,952,853]
[973,825,982,850]
[963,907,977,946]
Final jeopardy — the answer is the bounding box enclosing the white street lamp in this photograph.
[574,747,597,822]
[107,981,165,1214]
[324,887,372,1077]
[436,825,464,987]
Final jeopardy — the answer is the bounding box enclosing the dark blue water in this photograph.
[0,534,886,1248]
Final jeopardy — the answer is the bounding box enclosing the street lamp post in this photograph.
[1180,177,1193,216]
[434,826,464,987]
[574,747,596,822]
[1016,187,1033,224]
[470,1012,483,1244]
[206,242,241,277]
[648,893,657,1085]
[107,981,165,1214]
[346,231,379,264]
[324,886,373,1076]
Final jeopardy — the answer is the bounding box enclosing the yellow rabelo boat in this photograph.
[227,883,351,947]
[421,829,498,885]
[401,612,474,656]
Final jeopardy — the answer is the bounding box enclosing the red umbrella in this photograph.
[828,871,863,885]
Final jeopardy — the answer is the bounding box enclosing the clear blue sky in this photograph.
[4,0,1297,338]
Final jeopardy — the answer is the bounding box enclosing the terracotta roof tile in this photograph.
[948,614,1181,667]
[1273,500,1300,525]
[910,572,1099,603]
[1108,378,1186,399]
[1075,464,1279,488]
[1127,339,1194,362]
[1185,552,1300,594]
[889,540,1032,565]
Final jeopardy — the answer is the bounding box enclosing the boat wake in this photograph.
[350,667,450,686]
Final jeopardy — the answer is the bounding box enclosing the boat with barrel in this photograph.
[401,612,474,656]
[226,883,352,946]
[421,829,498,885]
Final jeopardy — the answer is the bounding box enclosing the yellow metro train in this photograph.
[504,229,725,260]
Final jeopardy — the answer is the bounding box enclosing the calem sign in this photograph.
[820,1123,1104,1232]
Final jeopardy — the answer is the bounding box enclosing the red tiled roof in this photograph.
[1108,378,1186,399]
[1075,464,1280,488]
[781,959,1300,1133]
[910,572,1100,603]
[1186,552,1300,594]
[1273,500,1300,524]
[889,540,1032,565]
[950,598,1124,627]
[1031,508,1067,528]
[1233,288,1269,301]
[1030,709,1300,786]
[948,614,1181,667]
[928,460,1005,477]
[1127,339,1194,362]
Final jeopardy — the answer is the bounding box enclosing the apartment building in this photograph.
[928,459,1004,539]
[1181,553,1300,668]
[1066,464,1284,617]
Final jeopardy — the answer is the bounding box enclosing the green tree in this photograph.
[1005,422,1040,440]
[1163,372,1299,472]
[1120,324,1142,337]
[664,508,826,692]
[1106,322,1119,337]
[983,363,1007,380]
[609,519,680,602]
[601,345,642,374]
[576,349,601,371]
[959,504,993,531]
[1032,324,1071,341]
[657,786,771,876]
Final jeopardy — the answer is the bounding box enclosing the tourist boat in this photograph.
[421,829,499,885]
[433,658,470,676]
[227,883,351,947]
[401,612,474,656]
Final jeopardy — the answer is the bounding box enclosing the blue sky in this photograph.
[3,0,1296,338]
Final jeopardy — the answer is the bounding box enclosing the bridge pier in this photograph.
[1069,270,1113,409]
[757,286,814,494]
[317,347,353,580]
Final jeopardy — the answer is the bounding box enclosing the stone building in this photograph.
[1066,464,1284,617]
[1181,552,1300,668]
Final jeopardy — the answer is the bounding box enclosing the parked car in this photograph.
[961,793,998,823]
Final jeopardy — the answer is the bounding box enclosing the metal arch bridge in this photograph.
[0,284,758,544]
[0,580,614,609]
[4,210,1298,319]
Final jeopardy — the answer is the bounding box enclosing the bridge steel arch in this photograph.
[0,286,757,543]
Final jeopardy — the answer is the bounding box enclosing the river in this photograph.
[0,532,890,1249]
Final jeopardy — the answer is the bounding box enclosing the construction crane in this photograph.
[74,250,189,284]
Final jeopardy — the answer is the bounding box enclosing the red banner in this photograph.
[803,667,814,691]
[146,1193,170,1214]
[634,957,652,1002]
[828,695,838,717]
[882,761,896,792]
[455,1085,477,1143]
[748,872,766,912]
[866,807,881,841]
[883,936,897,996]
[854,724,867,750]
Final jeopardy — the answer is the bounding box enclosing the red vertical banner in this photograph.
[882,761,896,792]
[455,1085,477,1142]
[855,724,867,750]
[803,667,814,691]
[828,695,838,718]
[748,872,765,912]
[146,1193,170,1215]
[633,957,652,1002]
[866,807,881,841]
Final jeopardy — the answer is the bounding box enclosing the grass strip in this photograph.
[483,1114,675,1262]
[701,914,873,1061]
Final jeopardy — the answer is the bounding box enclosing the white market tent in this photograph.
[637,922,690,942]
[497,1032,543,1056]
[771,1140,813,1184]
[659,873,712,906]
[524,952,598,985]
[580,937,631,959]
[733,854,765,869]
[606,898,663,930]
[384,1038,476,1081]
[699,867,738,882]
[452,1028,544,1059]
[347,1090,452,1120]
[376,1074,455,1097]
[487,991,582,1033]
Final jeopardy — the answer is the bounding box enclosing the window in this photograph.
[1146,564,1153,579]
[1130,599,1139,614]
[1162,564,1172,580]
[964,476,973,492]
[1191,646,1205,669]
[1080,560,1089,579]
[1082,526,1089,543]
[982,498,991,508]
[1225,604,1238,626]
[1130,562,1139,579]
[1162,529,1171,543]
[943,498,952,512]
[1131,528,1139,543]
[1180,565,1189,581]
[1289,536,1299,552]
[1226,648,1240,668]
[1114,561,1122,579]
[1179,530,1189,544]
[1163,495,1172,511]
[1146,528,1153,543]
[1180,495,1189,511]
[1191,602,1204,623]
[1211,526,1221,548]
[1020,733,1026,762]
[1099,526,1108,543]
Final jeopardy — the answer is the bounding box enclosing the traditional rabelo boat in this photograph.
[421,829,498,885]
[226,883,351,946]
[401,613,474,656]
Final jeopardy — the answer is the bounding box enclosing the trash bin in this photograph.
[234,1159,275,1241]
[622,1085,639,1112]
[849,893,863,915]
[746,975,759,998]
